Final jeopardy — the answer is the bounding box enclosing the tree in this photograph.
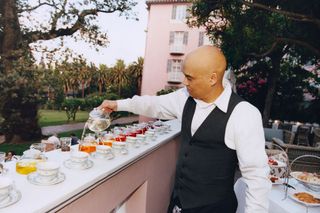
[0,0,137,143]
[110,59,128,96]
[190,0,319,125]
[95,64,110,95]
[127,57,144,95]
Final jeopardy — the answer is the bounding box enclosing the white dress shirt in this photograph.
[117,82,271,213]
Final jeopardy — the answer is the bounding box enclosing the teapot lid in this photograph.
[89,108,105,118]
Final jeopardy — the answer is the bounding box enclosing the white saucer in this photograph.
[0,189,21,209]
[63,159,94,170]
[27,172,65,186]
[91,152,114,160]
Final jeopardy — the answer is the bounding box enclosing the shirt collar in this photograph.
[193,80,232,113]
[214,81,232,113]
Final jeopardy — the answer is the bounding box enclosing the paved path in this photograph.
[41,115,139,136]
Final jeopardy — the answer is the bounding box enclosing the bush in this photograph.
[62,98,84,121]
[82,92,120,110]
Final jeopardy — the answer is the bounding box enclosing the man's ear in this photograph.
[210,72,218,86]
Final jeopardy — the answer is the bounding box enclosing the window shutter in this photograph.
[171,5,177,20]
[167,59,172,72]
[169,32,174,44]
[183,32,188,45]
[185,6,190,19]
[198,32,204,46]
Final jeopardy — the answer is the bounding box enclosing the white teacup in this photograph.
[96,145,112,154]
[126,136,139,148]
[146,129,157,139]
[23,149,41,159]
[145,131,155,141]
[70,151,89,164]
[136,134,147,144]
[0,177,13,201]
[112,142,128,155]
[36,161,59,182]
[95,145,114,159]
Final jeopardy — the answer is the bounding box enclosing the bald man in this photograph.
[99,46,270,213]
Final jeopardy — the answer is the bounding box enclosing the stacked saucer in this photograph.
[64,151,93,170]
[0,177,21,208]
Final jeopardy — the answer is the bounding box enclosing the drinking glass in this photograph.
[60,137,71,152]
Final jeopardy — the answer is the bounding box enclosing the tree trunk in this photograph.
[0,0,42,143]
[1,0,21,71]
[81,81,85,98]
[98,82,102,95]
[137,77,142,95]
[262,54,283,126]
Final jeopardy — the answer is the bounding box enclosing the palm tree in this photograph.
[128,57,144,95]
[110,59,128,96]
[75,58,91,98]
[96,64,110,95]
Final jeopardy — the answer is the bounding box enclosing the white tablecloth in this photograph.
[234,177,320,213]
[0,120,181,213]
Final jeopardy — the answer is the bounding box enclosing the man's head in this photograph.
[182,45,227,102]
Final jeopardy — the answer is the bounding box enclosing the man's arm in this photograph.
[230,102,271,213]
[99,88,188,121]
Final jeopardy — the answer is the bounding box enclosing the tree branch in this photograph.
[26,7,118,43]
[249,40,279,58]
[249,37,320,58]
[241,0,320,28]
[18,1,57,13]
[277,37,320,57]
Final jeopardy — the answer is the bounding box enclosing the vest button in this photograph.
[184,152,188,157]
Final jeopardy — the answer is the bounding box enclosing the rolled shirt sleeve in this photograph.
[226,102,271,213]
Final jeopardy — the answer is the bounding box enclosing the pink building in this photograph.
[141,0,211,96]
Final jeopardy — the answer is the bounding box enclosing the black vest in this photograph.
[173,93,244,209]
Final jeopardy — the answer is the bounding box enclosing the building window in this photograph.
[169,31,188,54]
[198,32,212,46]
[167,59,183,83]
[171,5,187,21]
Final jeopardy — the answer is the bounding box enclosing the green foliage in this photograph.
[62,98,84,121]
[0,143,34,156]
[190,0,320,124]
[83,92,120,110]
[0,59,42,142]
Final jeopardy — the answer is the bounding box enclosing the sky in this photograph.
[76,1,148,66]
[31,1,148,67]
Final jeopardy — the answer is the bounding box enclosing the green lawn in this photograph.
[39,110,89,127]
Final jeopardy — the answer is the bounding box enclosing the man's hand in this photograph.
[98,100,118,113]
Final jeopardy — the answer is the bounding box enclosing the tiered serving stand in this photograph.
[285,155,320,213]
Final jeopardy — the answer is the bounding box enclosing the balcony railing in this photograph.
[169,44,185,55]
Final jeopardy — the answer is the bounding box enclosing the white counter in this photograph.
[1,120,181,213]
